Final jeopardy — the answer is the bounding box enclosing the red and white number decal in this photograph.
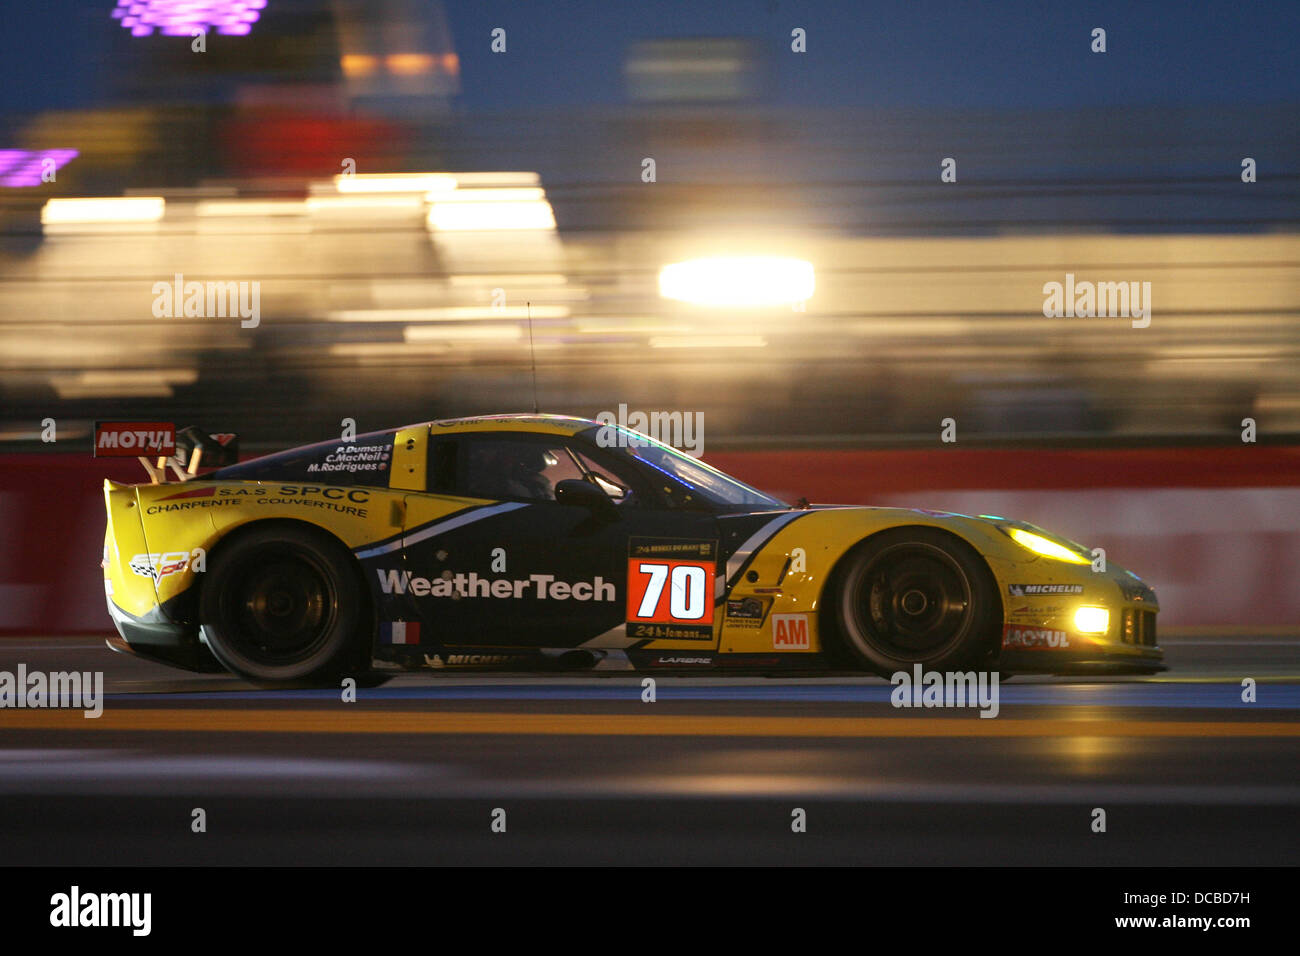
[628,560,714,624]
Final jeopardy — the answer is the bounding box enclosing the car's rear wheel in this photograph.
[829,528,1000,675]
[199,524,368,684]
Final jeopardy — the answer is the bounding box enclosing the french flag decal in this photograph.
[381,621,420,645]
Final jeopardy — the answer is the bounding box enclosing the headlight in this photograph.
[1006,527,1090,564]
[1074,606,1110,634]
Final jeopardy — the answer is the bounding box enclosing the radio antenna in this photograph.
[527,301,539,414]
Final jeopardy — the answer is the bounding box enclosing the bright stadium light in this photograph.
[333,173,457,194]
[41,197,165,225]
[658,256,815,307]
[427,195,556,231]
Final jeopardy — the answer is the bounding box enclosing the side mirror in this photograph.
[555,479,619,520]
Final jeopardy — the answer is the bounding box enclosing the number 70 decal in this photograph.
[628,560,715,623]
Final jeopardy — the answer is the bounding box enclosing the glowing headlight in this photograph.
[1006,528,1090,564]
[1074,606,1110,634]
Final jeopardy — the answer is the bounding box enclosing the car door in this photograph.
[401,431,721,650]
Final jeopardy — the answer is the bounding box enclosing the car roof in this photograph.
[422,413,598,437]
[206,414,602,482]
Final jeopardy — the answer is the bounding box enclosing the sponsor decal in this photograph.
[380,621,419,645]
[129,551,191,582]
[378,569,615,602]
[1008,583,1084,596]
[1002,625,1071,649]
[160,486,217,501]
[251,496,368,517]
[629,623,715,641]
[1008,603,1064,618]
[94,421,175,457]
[771,613,810,649]
[653,655,714,666]
[725,597,764,629]
[146,484,370,516]
[627,537,716,641]
[306,443,392,474]
[425,653,529,667]
[214,485,371,502]
[145,497,240,515]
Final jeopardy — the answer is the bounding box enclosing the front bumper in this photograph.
[105,594,222,673]
[998,644,1165,674]
[996,569,1164,673]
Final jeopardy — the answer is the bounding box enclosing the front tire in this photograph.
[829,528,1000,675]
[199,524,368,684]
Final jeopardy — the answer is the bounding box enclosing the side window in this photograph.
[427,437,457,495]
[569,448,633,504]
[448,434,652,505]
[456,435,577,502]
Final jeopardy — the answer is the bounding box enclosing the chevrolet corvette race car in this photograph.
[101,414,1163,681]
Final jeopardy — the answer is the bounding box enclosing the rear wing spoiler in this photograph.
[94,421,239,483]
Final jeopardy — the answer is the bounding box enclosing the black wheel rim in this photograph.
[849,542,972,659]
[220,546,338,666]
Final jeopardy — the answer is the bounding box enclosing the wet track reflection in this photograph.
[0,635,1296,864]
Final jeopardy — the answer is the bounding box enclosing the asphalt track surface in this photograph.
[0,635,1297,865]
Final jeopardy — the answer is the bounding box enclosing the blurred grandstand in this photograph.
[1,1,1297,451]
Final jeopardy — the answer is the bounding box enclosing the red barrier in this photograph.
[705,445,1300,498]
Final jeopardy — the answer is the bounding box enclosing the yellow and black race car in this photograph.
[101,414,1163,682]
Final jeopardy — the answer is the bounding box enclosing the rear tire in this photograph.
[199,525,368,684]
[829,528,1000,675]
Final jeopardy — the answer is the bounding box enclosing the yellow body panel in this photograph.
[716,508,1157,661]
[132,480,408,606]
[389,426,428,491]
[102,480,158,618]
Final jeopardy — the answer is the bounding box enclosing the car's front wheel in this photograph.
[199,524,369,684]
[829,528,1000,675]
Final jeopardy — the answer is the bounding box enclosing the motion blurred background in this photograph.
[1,1,1298,633]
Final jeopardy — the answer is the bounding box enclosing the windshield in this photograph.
[580,425,786,510]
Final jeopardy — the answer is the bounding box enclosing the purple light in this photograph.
[112,1,264,37]
[0,149,79,188]
[0,151,24,176]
